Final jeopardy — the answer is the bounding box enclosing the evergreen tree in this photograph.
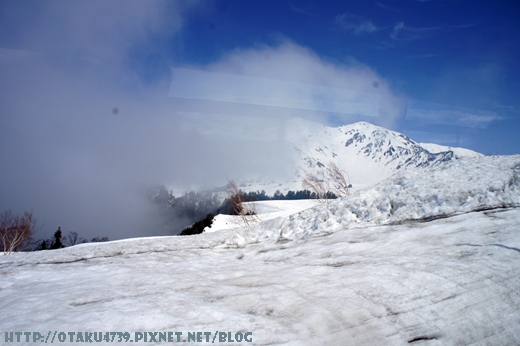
[180,214,215,236]
[50,227,64,249]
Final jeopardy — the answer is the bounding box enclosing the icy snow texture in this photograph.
[1,155,519,345]
[228,155,520,244]
[206,200,321,233]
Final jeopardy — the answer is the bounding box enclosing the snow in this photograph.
[420,142,482,158]
[1,155,520,345]
[220,118,481,196]
[226,155,520,247]
[206,200,321,233]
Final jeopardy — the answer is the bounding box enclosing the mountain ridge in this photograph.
[241,118,481,194]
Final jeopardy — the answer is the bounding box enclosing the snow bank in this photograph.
[229,155,520,245]
[205,200,321,233]
[2,208,520,345]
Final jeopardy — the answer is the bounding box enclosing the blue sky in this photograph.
[0,0,519,240]
[75,0,517,155]
[172,0,520,154]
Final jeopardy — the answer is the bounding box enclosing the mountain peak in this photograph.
[237,117,480,194]
[282,118,481,191]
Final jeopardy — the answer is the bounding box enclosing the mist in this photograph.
[0,1,405,241]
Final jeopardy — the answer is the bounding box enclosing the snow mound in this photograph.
[229,155,520,245]
[205,200,321,233]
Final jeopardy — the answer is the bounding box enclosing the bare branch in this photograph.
[227,179,244,215]
[243,201,261,224]
[65,231,85,247]
[226,179,261,226]
[301,162,351,203]
[302,172,329,203]
[326,161,350,197]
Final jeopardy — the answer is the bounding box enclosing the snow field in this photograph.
[1,155,519,345]
[1,209,519,345]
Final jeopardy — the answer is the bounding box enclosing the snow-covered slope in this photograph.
[229,155,519,246]
[419,142,482,158]
[1,155,519,345]
[242,118,481,194]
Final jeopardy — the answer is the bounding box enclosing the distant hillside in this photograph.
[239,118,482,194]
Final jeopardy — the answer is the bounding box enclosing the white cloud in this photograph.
[170,68,380,117]
[6,0,192,62]
[290,2,315,16]
[406,100,501,128]
[391,22,476,42]
[173,42,406,125]
[391,22,439,41]
[335,13,378,34]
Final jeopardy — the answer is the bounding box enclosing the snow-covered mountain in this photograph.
[2,154,519,345]
[243,118,481,193]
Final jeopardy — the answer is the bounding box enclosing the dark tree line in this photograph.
[216,189,336,216]
[35,227,109,251]
[150,185,338,236]
[243,189,337,201]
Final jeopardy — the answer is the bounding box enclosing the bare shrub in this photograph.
[227,179,260,226]
[65,231,86,247]
[227,179,245,216]
[327,161,351,197]
[302,171,329,203]
[302,161,351,203]
[0,210,38,255]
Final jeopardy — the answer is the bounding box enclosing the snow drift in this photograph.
[229,155,520,245]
